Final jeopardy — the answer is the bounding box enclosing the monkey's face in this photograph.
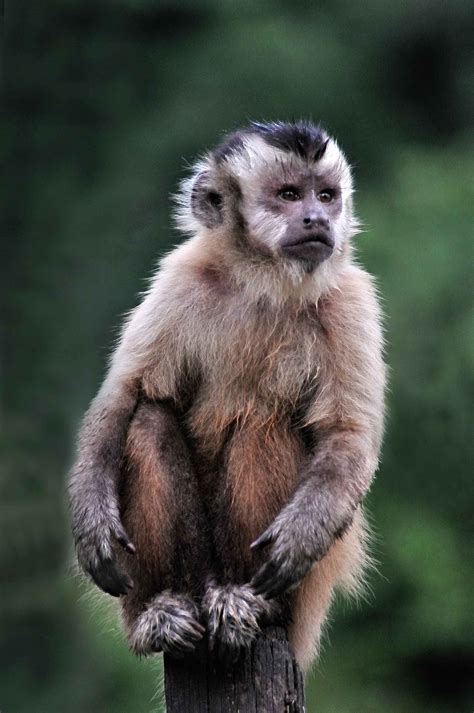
[236,139,354,271]
[178,121,356,273]
[252,168,343,268]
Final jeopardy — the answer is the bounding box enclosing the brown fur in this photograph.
[119,401,213,632]
[116,255,383,663]
[69,123,385,671]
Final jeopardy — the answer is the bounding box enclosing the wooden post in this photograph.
[164,626,306,712]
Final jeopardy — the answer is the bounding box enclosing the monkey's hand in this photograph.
[250,504,339,600]
[73,506,136,597]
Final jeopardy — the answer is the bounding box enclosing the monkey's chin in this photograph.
[281,241,333,266]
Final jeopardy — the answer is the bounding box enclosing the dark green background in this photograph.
[2,2,473,711]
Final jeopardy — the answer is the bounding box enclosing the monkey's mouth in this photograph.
[284,233,334,249]
[281,233,334,262]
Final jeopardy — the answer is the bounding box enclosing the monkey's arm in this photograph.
[251,270,385,599]
[251,429,378,598]
[69,282,185,596]
[69,372,140,596]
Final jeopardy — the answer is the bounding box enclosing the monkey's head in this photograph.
[176,121,357,275]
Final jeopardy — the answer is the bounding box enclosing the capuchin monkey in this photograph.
[69,120,386,671]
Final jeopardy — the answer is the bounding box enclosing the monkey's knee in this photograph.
[126,400,182,454]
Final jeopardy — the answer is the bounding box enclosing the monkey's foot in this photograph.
[129,591,204,657]
[202,583,273,660]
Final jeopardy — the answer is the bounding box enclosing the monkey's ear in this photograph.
[191,171,224,229]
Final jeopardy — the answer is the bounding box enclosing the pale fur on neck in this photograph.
[167,228,354,309]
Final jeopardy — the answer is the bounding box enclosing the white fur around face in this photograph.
[232,137,358,283]
[172,130,361,307]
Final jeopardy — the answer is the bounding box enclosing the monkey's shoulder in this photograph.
[150,240,231,312]
[317,266,383,334]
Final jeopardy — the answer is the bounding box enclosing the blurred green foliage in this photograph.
[2,1,473,711]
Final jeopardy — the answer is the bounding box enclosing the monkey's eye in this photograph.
[278,187,302,202]
[318,189,335,203]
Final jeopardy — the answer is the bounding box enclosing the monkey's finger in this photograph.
[251,560,297,599]
[183,621,206,641]
[191,621,206,637]
[112,525,136,554]
[256,574,292,600]
[162,643,187,658]
[165,636,199,655]
[250,562,277,592]
[250,529,274,550]
[250,560,279,594]
[121,539,136,555]
[173,640,197,653]
[88,557,134,597]
[255,565,300,599]
[169,616,205,653]
[89,569,131,597]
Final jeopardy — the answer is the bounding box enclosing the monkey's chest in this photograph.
[185,327,318,459]
[181,321,319,535]
[181,301,321,477]
[201,309,319,402]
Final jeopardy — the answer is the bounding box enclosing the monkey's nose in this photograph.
[303,215,330,230]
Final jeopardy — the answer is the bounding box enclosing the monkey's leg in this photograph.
[119,400,212,656]
[201,418,303,658]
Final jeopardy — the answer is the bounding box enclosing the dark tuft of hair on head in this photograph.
[250,120,328,162]
[213,131,249,164]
